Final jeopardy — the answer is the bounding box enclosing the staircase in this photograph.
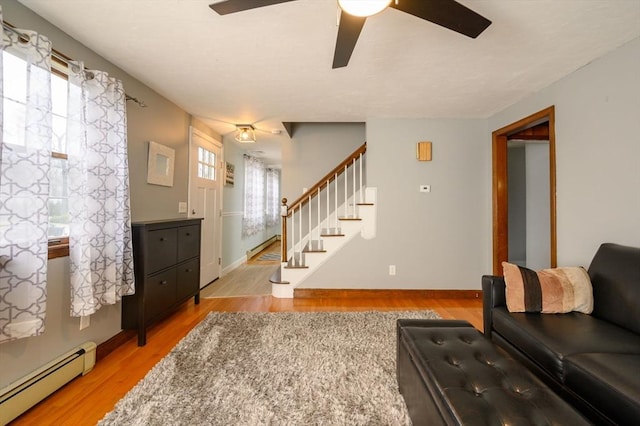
[271,144,376,298]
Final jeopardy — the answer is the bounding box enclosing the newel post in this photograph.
[280,198,288,262]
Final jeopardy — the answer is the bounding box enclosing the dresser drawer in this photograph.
[177,225,200,262]
[146,228,178,273]
[176,259,199,302]
[126,218,201,346]
[144,269,177,321]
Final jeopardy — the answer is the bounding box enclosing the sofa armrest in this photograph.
[482,275,506,337]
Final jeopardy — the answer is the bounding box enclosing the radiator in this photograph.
[0,341,96,425]
[246,235,279,259]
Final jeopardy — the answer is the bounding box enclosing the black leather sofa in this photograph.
[482,243,640,425]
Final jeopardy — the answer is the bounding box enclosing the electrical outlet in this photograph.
[419,185,431,193]
[389,265,396,276]
[178,202,187,213]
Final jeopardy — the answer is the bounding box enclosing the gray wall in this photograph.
[302,118,490,290]
[507,142,550,269]
[281,123,366,200]
[0,1,218,387]
[507,145,527,265]
[221,136,280,271]
[525,143,550,270]
[489,37,640,266]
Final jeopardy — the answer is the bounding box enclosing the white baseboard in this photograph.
[221,255,247,277]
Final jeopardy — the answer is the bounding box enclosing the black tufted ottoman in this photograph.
[396,319,590,425]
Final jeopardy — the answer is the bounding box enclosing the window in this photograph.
[197,146,216,181]
[241,156,281,237]
[2,50,70,254]
[242,154,265,237]
[266,168,280,227]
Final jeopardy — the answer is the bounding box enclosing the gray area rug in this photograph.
[99,310,440,425]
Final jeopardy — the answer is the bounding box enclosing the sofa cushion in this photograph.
[502,262,593,314]
[588,243,640,334]
[564,353,640,425]
[492,307,640,380]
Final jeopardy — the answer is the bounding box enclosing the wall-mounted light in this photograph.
[417,141,432,161]
[235,125,256,143]
[338,0,392,17]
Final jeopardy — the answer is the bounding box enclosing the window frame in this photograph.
[48,58,71,259]
[2,25,72,259]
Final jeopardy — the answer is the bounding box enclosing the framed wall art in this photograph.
[225,161,235,186]
[147,141,175,187]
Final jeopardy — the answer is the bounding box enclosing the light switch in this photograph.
[178,202,187,213]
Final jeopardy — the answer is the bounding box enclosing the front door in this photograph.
[189,127,223,288]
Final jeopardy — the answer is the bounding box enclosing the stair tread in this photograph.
[269,268,290,284]
[303,249,327,253]
[284,265,309,270]
[356,203,375,206]
[320,234,345,237]
[338,217,362,221]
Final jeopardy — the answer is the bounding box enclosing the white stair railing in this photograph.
[280,144,367,268]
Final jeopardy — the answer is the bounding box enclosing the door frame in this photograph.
[492,106,557,274]
[188,126,224,284]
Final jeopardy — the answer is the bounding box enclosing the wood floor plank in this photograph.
[11,295,482,425]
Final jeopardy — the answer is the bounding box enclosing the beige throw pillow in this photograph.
[502,262,593,314]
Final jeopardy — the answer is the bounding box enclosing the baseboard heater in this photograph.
[0,341,96,425]
[246,235,280,259]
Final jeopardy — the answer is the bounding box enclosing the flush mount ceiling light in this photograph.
[235,125,256,143]
[338,0,392,17]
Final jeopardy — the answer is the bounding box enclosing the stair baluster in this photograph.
[317,188,321,243]
[280,198,287,262]
[352,158,356,217]
[359,152,363,204]
[344,165,348,218]
[278,143,368,282]
[333,172,338,234]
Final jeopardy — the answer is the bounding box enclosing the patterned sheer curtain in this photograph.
[266,168,280,227]
[242,154,266,237]
[0,14,53,342]
[67,62,135,316]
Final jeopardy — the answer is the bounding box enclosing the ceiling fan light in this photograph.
[338,0,392,17]
[235,125,256,143]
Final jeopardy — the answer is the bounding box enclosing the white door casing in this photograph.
[188,127,223,288]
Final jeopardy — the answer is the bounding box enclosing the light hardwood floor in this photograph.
[199,242,280,298]
[11,295,482,426]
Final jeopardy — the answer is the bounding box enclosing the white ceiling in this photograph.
[17,0,640,165]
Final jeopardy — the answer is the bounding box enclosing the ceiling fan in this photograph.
[209,0,491,69]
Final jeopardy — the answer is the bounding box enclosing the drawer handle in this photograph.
[159,237,165,242]
[186,232,191,236]
[159,280,168,285]
[185,269,192,272]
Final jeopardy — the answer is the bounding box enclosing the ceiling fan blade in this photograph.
[390,0,491,38]
[209,0,296,15]
[332,13,367,69]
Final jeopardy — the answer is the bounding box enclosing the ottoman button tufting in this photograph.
[397,319,590,425]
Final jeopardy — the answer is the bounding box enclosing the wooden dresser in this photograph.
[122,218,202,346]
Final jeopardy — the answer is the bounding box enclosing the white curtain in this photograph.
[0,15,52,342]
[242,154,265,237]
[67,62,135,316]
[266,168,280,227]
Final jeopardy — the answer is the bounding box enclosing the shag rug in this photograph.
[99,310,440,425]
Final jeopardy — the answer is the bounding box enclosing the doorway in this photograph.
[492,106,557,274]
[189,127,223,288]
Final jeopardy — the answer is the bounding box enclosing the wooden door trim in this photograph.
[491,106,557,274]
